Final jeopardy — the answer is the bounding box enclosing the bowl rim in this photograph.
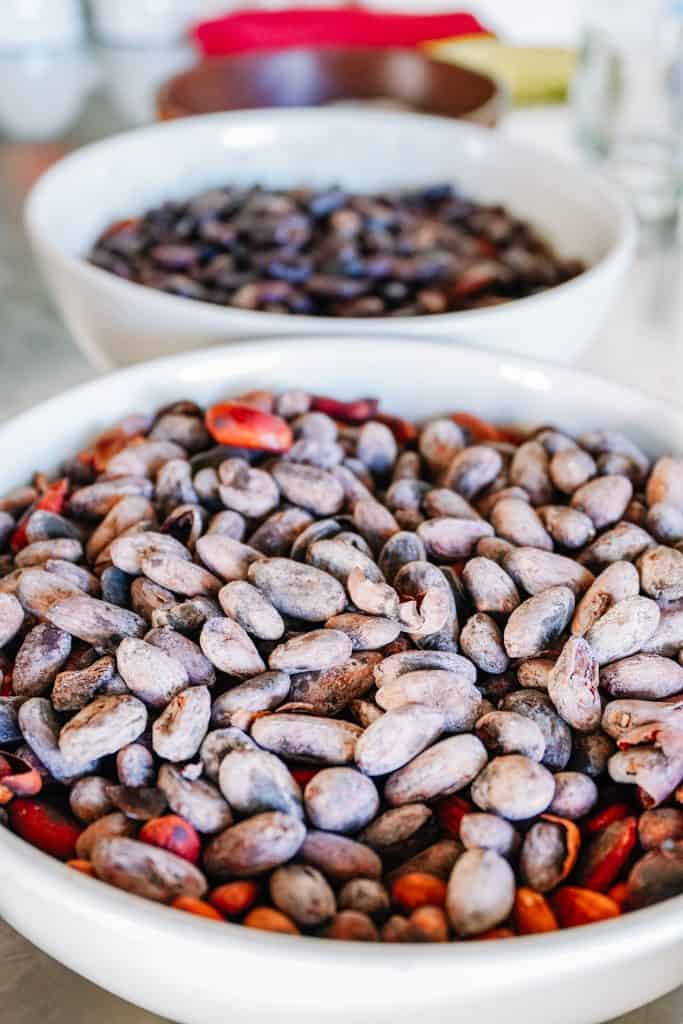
[24,107,638,330]
[0,333,681,963]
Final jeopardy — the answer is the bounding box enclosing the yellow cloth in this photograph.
[426,37,576,106]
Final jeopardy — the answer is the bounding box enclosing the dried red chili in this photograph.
[209,880,260,918]
[139,814,201,865]
[0,669,13,697]
[290,766,320,788]
[373,412,418,445]
[434,795,473,838]
[583,802,631,836]
[205,402,293,452]
[172,896,225,921]
[577,817,638,893]
[513,888,559,934]
[310,395,379,424]
[450,411,504,443]
[7,799,81,861]
[552,887,621,928]
[10,478,69,552]
[0,752,43,804]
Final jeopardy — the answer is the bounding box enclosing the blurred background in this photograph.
[0,0,584,140]
[0,0,681,413]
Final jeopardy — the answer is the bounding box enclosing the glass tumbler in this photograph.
[572,0,683,229]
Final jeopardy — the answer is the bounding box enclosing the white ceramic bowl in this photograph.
[24,109,636,370]
[0,336,681,1024]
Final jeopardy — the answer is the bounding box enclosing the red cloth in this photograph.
[193,8,491,57]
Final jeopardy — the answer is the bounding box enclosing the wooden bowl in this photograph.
[157,47,506,126]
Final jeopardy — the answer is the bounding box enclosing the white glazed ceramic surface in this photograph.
[24,109,636,370]
[0,337,681,1024]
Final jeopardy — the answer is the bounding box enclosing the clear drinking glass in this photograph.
[573,0,683,230]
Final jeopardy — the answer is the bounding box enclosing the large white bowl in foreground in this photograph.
[25,109,635,369]
[0,337,680,1024]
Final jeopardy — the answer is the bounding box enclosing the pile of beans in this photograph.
[0,390,682,943]
[88,184,584,316]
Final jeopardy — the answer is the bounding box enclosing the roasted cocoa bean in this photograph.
[304,767,379,833]
[269,628,352,674]
[548,771,598,819]
[219,748,303,819]
[462,557,520,615]
[490,499,552,551]
[460,614,508,674]
[285,653,379,716]
[69,775,114,823]
[503,587,575,660]
[476,711,546,761]
[300,830,382,882]
[471,754,556,820]
[460,813,518,858]
[384,734,487,806]
[199,618,265,678]
[12,623,71,697]
[270,863,336,926]
[585,596,660,665]
[152,686,211,761]
[59,695,147,762]
[116,637,189,707]
[571,561,640,637]
[203,811,306,878]
[547,637,601,733]
[504,548,593,597]
[446,848,515,936]
[158,763,232,833]
[375,669,480,733]
[248,558,346,622]
[356,704,445,776]
[92,836,206,901]
[252,713,361,766]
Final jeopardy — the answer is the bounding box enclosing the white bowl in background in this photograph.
[24,109,636,369]
[0,336,681,1024]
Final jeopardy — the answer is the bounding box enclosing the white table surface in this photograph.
[0,93,681,1023]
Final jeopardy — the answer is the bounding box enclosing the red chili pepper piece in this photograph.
[0,755,43,804]
[577,817,638,893]
[552,886,621,928]
[475,238,498,259]
[607,882,629,908]
[139,814,201,865]
[310,395,379,424]
[0,669,13,697]
[77,413,150,472]
[451,411,504,443]
[172,896,225,921]
[583,802,631,836]
[210,880,260,918]
[7,799,82,860]
[205,402,293,452]
[232,390,274,412]
[451,263,499,299]
[100,217,141,241]
[474,928,516,940]
[434,794,473,838]
[79,430,143,474]
[497,425,527,445]
[374,412,418,445]
[10,478,69,552]
[290,766,319,787]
